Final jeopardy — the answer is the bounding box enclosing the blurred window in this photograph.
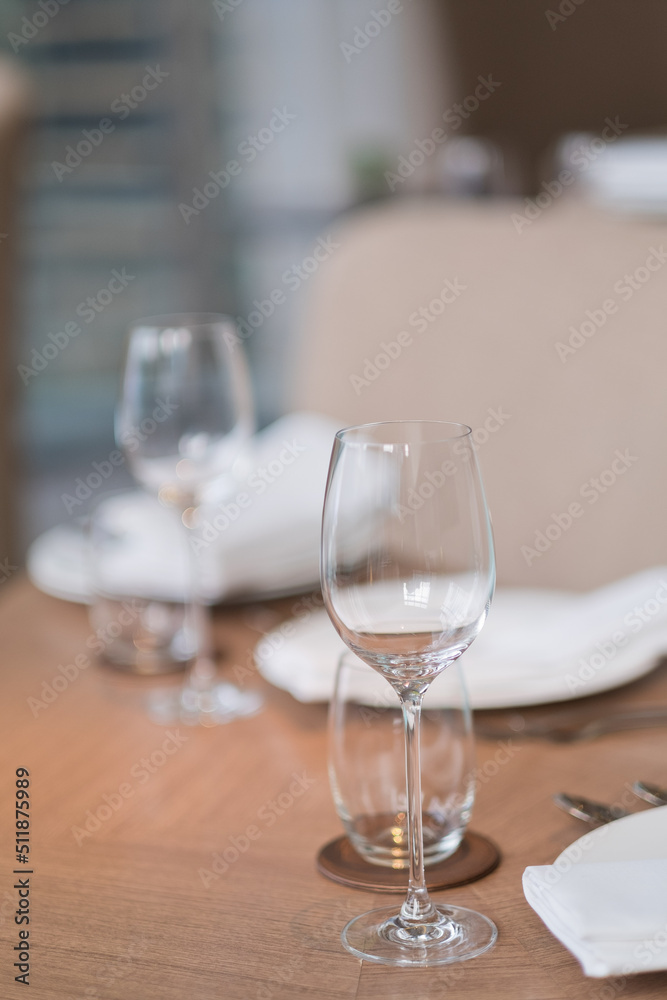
[2,0,446,545]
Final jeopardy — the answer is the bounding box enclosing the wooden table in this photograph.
[2,578,667,999]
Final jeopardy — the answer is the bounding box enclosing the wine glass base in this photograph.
[341,903,497,966]
[146,682,263,727]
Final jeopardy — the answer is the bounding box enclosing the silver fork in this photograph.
[554,784,667,825]
[631,780,667,806]
[553,793,630,825]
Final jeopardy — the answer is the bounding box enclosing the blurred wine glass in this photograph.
[115,313,262,725]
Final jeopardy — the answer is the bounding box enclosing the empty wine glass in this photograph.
[115,313,262,725]
[321,420,496,966]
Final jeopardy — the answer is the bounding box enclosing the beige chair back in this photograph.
[290,198,667,590]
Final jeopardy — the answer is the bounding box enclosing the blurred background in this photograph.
[2,0,667,563]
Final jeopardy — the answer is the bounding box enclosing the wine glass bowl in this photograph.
[321,420,496,965]
[116,314,253,508]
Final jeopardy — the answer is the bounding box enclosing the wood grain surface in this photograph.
[2,578,667,999]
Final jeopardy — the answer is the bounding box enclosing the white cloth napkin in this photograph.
[253,568,667,708]
[582,138,667,215]
[27,411,342,604]
[523,860,667,977]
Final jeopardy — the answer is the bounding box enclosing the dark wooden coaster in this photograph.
[317,831,501,893]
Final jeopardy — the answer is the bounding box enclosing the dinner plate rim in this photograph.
[26,520,318,607]
[554,805,667,867]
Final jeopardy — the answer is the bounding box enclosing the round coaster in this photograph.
[317,831,501,893]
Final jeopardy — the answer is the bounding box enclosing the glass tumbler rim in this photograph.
[127,312,237,334]
[334,420,473,448]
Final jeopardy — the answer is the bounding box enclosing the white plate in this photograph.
[27,521,94,605]
[26,518,317,606]
[555,806,667,867]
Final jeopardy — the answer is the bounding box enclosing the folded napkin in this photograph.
[582,138,667,216]
[254,568,667,708]
[523,860,667,977]
[27,411,342,604]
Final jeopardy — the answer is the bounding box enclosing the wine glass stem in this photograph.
[181,512,216,689]
[399,690,438,924]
